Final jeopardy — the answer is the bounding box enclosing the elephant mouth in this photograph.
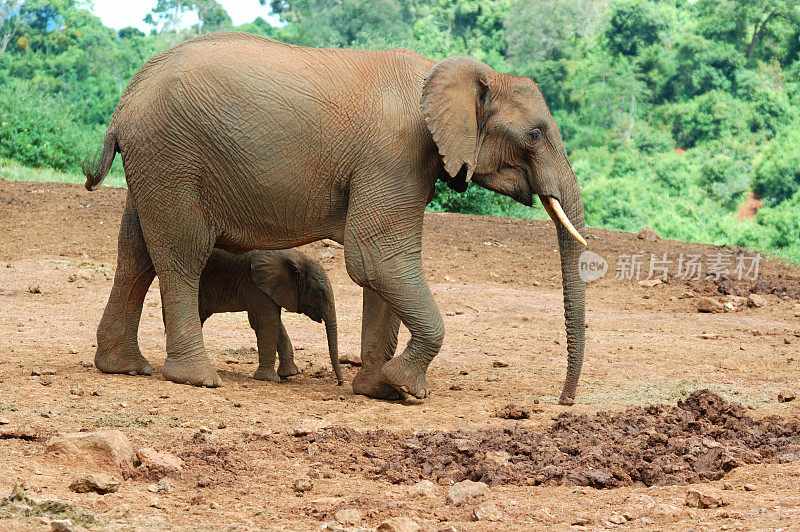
[539,195,588,247]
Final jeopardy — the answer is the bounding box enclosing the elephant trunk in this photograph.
[324,303,343,386]
[540,178,587,406]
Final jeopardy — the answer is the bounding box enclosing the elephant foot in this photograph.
[253,366,281,382]
[558,393,575,406]
[277,360,301,378]
[352,366,403,400]
[381,357,430,399]
[95,347,153,376]
[161,358,222,387]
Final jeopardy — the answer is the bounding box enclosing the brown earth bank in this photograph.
[0,179,799,531]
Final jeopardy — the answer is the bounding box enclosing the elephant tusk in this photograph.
[541,196,588,247]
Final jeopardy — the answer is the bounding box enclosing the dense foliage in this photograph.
[1,0,799,261]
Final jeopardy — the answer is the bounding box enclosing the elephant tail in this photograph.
[83,129,118,191]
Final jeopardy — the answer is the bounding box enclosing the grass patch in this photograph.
[0,158,126,189]
[0,485,96,527]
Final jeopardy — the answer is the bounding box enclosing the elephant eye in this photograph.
[530,129,543,141]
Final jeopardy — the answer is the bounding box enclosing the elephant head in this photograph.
[251,251,343,385]
[422,57,587,405]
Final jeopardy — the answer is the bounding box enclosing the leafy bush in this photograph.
[0,80,100,171]
[752,124,800,204]
[659,91,752,148]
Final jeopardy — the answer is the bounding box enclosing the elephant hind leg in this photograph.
[95,195,155,376]
[140,200,221,388]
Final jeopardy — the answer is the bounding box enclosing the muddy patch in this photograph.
[301,391,800,488]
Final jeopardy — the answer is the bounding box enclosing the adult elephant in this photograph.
[84,32,588,405]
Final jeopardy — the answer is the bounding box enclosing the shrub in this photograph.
[752,124,800,204]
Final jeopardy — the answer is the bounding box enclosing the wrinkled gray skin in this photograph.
[196,248,342,385]
[84,33,586,404]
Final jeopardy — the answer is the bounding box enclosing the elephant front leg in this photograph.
[95,196,155,376]
[275,321,301,378]
[249,311,281,382]
[351,287,403,400]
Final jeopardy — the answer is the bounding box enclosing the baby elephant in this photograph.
[198,248,343,385]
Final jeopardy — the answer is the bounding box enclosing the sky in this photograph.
[89,0,281,33]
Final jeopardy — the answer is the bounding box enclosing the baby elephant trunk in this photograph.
[324,305,343,385]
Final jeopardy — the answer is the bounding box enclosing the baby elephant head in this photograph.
[250,249,342,385]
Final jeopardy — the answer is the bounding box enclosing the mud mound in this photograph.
[305,391,800,488]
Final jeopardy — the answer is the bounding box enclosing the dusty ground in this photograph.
[0,179,799,531]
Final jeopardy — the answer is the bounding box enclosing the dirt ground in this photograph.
[1,179,799,531]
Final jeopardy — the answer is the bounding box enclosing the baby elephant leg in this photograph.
[276,321,301,378]
[249,311,280,382]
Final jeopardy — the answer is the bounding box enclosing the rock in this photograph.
[157,478,173,493]
[321,239,344,249]
[407,479,436,499]
[28,284,42,294]
[136,447,184,475]
[293,476,313,493]
[495,403,530,420]
[696,297,725,313]
[50,519,75,532]
[376,517,422,532]
[638,279,662,287]
[31,366,42,376]
[446,479,488,505]
[608,514,628,524]
[0,417,9,425]
[291,418,330,436]
[69,473,121,494]
[338,352,362,366]
[492,360,509,368]
[724,302,736,312]
[319,247,335,260]
[743,484,756,492]
[778,390,796,403]
[747,294,767,308]
[473,501,503,521]
[685,488,725,508]
[0,424,38,440]
[486,450,511,467]
[47,430,136,471]
[637,227,659,241]
[334,508,361,526]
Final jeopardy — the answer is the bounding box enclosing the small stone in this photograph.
[495,403,529,420]
[291,418,329,436]
[293,476,313,493]
[638,279,662,287]
[91,387,104,396]
[321,238,344,249]
[338,352,362,366]
[79,361,92,368]
[28,284,42,294]
[447,479,488,505]
[334,508,361,526]
[31,366,42,376]
[747,294,767,308]
[686,488,725,508]
[157,478,173,492]
[696,297,725,313]
[69,387,84,397]
[485,450,511,466]
[492,360,509,368]
[149,496,163,509]
[722,483,733,490]
[743,484,756,492]
[0,417,9,425]
[148,484,158,493]
[724,302,736,312]
[376,517,422,532]
[778,390,796,403]
[609,514,628,524]
[69,473,121,494]
[40,367,56,375]
[209,501,220,509]
[407,479,436,499]
[473,501,503,521]
[51,519,75,532]
[637,227,659,241]
[571,517,589,526]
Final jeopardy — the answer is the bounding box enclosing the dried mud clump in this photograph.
[307,390,800,488]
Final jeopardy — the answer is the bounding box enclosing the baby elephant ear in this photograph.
[421,56,495,182]
[250,252,300,313]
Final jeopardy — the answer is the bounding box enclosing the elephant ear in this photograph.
[250,251,301,313]
[421,56,495,182]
